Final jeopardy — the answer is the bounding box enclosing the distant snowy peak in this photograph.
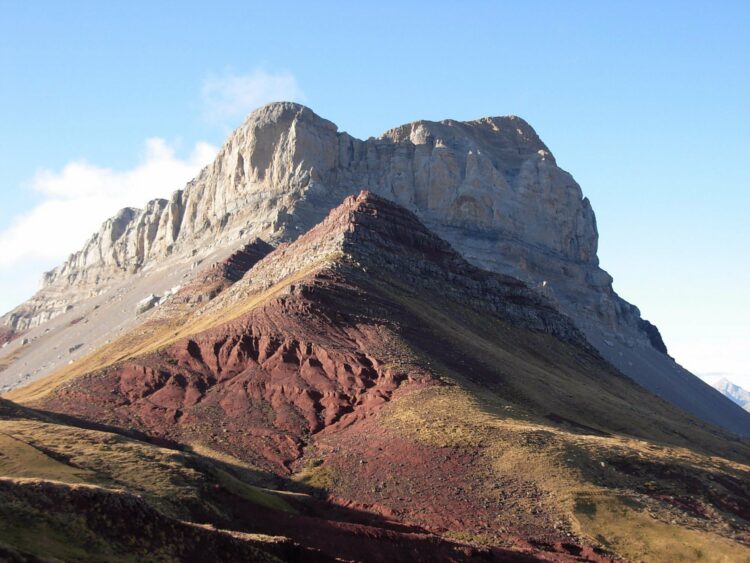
[713,378,750,411]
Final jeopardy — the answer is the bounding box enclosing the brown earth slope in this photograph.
[5,192,750,562]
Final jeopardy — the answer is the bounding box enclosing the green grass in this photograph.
[0,478,282,563]
[213,468,296,514]
[293,457,336,491]
[0,509,125,562]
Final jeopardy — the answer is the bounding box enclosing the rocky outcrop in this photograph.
[4,102,749,435]
[638,318,669,355]
[206,238,275,283]
[135,294,160,315]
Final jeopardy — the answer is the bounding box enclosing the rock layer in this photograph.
[4,103,598,331]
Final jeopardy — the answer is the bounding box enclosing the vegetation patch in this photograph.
[573,493,750,562]
[293,458,335,491]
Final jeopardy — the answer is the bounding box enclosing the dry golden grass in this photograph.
[0,432,91,483]
[0,476,284,563]
[384,382,750,561]
[0,397,304,560]
[371,278,750,561]
[0,409,297,520]
[368,276,750,461]
[188,442,310,505]
[293,458,336,491]
[0,417,208,517]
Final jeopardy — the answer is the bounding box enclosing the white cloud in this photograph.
[201,68,305,123]
[0,138,217,313]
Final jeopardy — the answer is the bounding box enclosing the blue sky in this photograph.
[1,1,748,387]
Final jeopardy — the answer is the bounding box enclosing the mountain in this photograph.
[2,102,747,436]
[713,377,750,411]
[3,191,750,561]
[2,105,750,560]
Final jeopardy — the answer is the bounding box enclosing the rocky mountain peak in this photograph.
[3,103,749,436]
[227,101,339,182]
[19,102,596,315]
[314,189,461,264]
[381,113,555,168]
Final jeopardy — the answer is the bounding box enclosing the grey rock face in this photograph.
[3,102,748,435]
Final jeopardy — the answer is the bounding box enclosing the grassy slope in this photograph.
[0,478,284,563]
[368,275,750,459]
[381,383,750,562]
[362,275,750,561]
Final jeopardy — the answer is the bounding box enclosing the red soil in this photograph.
[50,278,414,472]
[307,409,611,562]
